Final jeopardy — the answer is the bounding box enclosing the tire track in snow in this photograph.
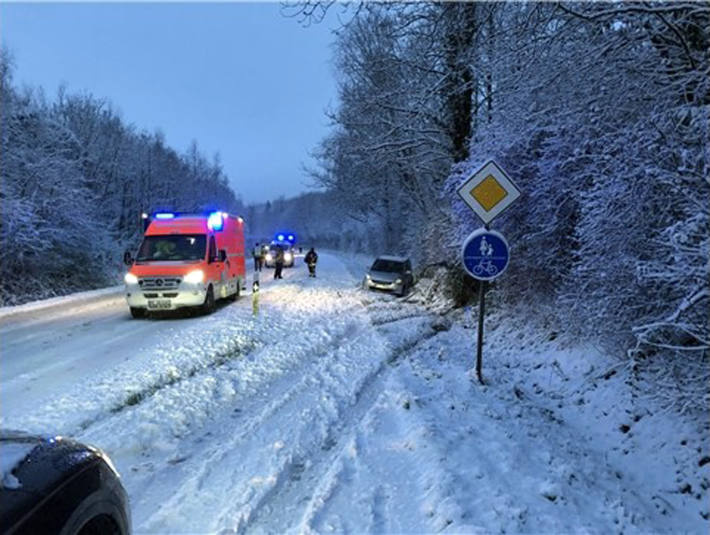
[238,313,441,534]
[363,294,435,327]
[99,299,365,422]
[82,307,365,455]
[369,311,430,326]
[17,291,364,439]
[104,337,262,416]
[133,319,375,533]
[370,486,387,534]
[136,312,439,532]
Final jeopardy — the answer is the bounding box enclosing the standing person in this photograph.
[304,247,318,278]
[273,246,285,279]
[252,242,264,272]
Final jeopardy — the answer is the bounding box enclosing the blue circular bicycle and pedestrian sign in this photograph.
[461,229,510,281]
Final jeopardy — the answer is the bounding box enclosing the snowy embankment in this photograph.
[0,284,123,323]
[1,252,706,533]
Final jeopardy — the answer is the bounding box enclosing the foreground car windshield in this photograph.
[137,235,206,262]
[371,259,405,273]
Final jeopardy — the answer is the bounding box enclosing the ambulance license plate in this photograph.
[147,299,171,310]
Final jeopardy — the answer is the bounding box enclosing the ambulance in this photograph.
[123,211,246,318]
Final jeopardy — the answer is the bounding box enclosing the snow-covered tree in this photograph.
[305,1,708,411]
[0,52,244,304]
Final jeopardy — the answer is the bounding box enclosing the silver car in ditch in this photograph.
[363,256,414,297]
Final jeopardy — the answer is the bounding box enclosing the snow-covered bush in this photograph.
[446,3,709,412]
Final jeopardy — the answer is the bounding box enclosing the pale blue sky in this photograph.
[0,2,340,204]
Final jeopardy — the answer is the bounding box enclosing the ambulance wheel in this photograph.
[201,286,216,315]
[227,284,239,302]
[130,307,146,319]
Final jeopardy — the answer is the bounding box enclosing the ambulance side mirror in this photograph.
[123,251,133,266]
[218,249,227,263]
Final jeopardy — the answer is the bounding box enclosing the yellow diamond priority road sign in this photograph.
[457,160,520,224]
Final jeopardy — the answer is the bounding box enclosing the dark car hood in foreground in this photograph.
[0,431,110,533]
[367,270,401,283]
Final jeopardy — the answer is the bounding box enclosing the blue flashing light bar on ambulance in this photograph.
[207,211,224,231]
[146,211,229,231]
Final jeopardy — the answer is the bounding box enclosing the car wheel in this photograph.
[77,513,122,535]
[201,286,216,315]
[129,307,146,319]
[59,488,129,535]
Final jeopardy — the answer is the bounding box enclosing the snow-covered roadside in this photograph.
[469,311,710,531]
[382,275,710,532]
[290,258,709,532]
[1,252,705,533]
[276,307,708,533]
[322,249,375,283]
[0,284,123,324]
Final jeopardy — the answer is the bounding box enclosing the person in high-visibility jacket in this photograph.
[304,247,318,278]
[252,242,264,272]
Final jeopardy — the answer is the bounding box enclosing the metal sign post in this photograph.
[457,160,520,384]
[462,228,510,383]
[476,279,486,382]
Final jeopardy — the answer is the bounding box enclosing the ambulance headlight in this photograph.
[284,252,292,262]
[124,273,138,285]
[266,253,273,261]
[395,278,403,285]
[184,270,204,284]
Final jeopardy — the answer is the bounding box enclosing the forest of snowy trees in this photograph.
[298,1,708,411]
[244,190,377,251]
[0,51,243,304]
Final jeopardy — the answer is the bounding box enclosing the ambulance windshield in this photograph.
[136,235,207,262]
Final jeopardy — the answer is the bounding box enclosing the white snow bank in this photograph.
[332,249,376,281]
[0,285,123,322]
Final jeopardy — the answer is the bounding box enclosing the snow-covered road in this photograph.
[1,252,706,533]
[1,291,201,419]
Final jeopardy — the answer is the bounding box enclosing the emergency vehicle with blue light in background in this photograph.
[264,231,297,268]
[122,211,246,317]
